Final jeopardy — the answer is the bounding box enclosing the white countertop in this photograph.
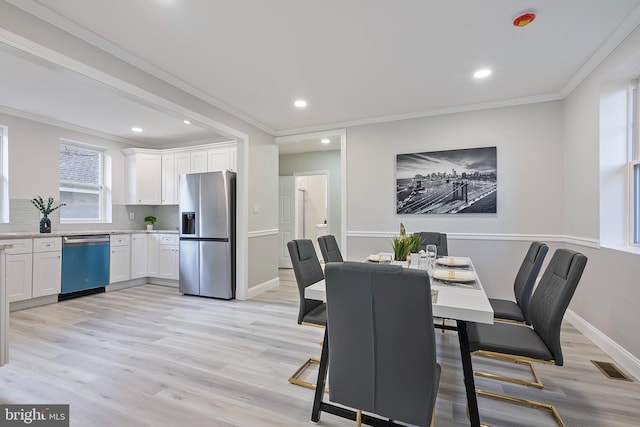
[0,230,179,239]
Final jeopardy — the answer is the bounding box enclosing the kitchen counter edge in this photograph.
[0,230,179,239]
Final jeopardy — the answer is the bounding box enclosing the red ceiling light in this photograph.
[513,9,536,27]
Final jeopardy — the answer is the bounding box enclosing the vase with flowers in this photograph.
[30,196,65,233]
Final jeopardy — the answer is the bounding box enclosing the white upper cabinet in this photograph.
[161,154,176,205]
[190,150,208,173]
[124,143,236,207]
[124,150,162,205]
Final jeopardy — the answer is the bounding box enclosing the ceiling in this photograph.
[2,0,640,149]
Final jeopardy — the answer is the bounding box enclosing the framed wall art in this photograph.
[396,146,497,214]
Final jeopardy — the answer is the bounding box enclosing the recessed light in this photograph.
[183,120,191,125]
[131,127,143,133]
[473,69,492,79]
[321,138,330,144]
[294,99,308,108]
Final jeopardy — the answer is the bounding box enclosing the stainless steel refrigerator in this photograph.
[179,170,236,299]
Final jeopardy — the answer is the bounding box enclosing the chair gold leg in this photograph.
[356,409,362,427]
[288,357,329,392]
[477,389,566,427]
[473,351,546,388]
[430,410,435,427]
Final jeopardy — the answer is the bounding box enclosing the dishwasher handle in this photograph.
[63,235,110,245]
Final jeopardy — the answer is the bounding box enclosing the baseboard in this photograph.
[106,278,149,292]
[244,277,279,300]
[146,278,179,288]
[565,309,640,381]
[10,294,59,312]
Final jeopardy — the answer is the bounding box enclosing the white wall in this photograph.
[1,112,128,203]
[563,24,640,366]
[345,101,565,237]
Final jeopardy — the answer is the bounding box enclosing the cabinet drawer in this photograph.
[0,239,33,255]
[33,237,62,252]
[157,234,178,245]
[110,234,131,247]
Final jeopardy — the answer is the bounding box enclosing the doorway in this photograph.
[276,129,346,269]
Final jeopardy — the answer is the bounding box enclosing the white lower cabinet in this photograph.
[158,243,179,280]
[2,239,34,302]
[1,237,62,302]
[32,237,62,298]
[110,235,131,284]
[130,233,148,279]
[147,234,178,280]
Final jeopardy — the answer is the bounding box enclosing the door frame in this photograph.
[275,129,347,258]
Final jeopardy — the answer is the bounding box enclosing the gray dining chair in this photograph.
[480,241,549,389]
[318,234,343,262]
[416,232,448,256]
[286,239,327,390]
[325,261,440,427]
[467,248,587,427]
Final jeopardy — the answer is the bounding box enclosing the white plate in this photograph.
[432,269,476,282]
[436,257,470,267]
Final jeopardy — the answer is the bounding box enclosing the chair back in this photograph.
[513,242,549,324]
[325,262,440,426]
[529,249,587,366]
[416,232,448,256]
[287,239,325,324]
[318,234,343,262]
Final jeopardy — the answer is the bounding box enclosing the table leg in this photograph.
[311,327,329,422]
[456,320,481,427]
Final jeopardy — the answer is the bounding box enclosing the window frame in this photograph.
[629,79,640,246]
[59,139,108,224]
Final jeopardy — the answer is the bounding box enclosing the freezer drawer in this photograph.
[179,239,234,300]
[179,240,199,296]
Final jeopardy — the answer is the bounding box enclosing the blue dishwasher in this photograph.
[61,235,110,295]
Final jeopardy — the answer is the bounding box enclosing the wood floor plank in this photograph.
[0,271,638,426]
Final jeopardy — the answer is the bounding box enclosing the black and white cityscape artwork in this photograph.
[396,146,497,214]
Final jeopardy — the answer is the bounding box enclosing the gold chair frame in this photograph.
[288,322,328,392]
[472,350,566,427]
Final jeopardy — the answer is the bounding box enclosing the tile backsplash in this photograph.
[0,200,179,234]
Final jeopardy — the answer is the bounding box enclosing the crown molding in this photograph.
[560,4,640,98]
[0,105,139,146]
[273,93,563,136]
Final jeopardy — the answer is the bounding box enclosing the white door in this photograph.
[278,176,295,268]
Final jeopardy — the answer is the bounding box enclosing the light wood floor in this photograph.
[1,269,639,426]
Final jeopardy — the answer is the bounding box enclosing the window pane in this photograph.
[60,190,100,219]
[59,142,103,221]
[59,143,101,184]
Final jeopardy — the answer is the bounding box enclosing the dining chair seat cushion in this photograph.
[488,298,526,322]
[467,321,553,362]
[302,302,327,327]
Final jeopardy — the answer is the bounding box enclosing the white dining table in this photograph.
[307,257,493,427]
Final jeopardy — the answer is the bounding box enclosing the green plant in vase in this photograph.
[30,196,65,233]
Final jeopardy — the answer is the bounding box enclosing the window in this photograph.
[630,79,640,245]
[59,141,106,222]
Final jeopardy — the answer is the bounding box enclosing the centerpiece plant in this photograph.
[30,196,65,233]
[391,223,421,261]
